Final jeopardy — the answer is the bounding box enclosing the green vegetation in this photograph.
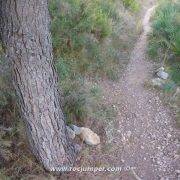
[49,0,139,124]
[0,0,140,127]
[49,0,118,124]
[148,0,180,85]
[148,0,180,126]
[148,0,180,57]
[122,0,140,12]
[49,0,119,78]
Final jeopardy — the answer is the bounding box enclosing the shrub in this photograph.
[49,0,114,56]
[148,0,180,57]
[169,61,180,85]
[122,0,140,12]
[148,0,180,127]
[49,0,139,122]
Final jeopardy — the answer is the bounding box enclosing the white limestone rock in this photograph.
[80,127,100,146]
[157,70,169,80]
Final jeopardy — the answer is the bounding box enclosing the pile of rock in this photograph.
[152,67,169,87]
[156,67,169,80]
[66,125,100,146]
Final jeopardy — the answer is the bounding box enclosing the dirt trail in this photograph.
[100,5,180,179]
[63,5,180,180]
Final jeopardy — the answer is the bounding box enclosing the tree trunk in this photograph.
[0,0,76,171]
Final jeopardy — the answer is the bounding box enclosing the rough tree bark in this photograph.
[0,0,76,171]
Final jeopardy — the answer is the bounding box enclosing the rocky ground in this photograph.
[101,6,180,179]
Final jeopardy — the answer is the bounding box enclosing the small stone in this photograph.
[117,130,121,133]
[156,67,165,72]
[152,78,164,87]
[175,138,179,144]
[175,170,180,174]
[126,131,132,138]
[66,126,75,139]
[112,105,116,109]
[168,54,175,61]
[167,133,171,139]
[70,124,82,135]
[122,135,126,142]
[174,154,180,159]
[157,70,169,80]
[160,177,169,180]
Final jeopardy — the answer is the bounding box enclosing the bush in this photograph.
[148,0,180,85]
[48,0,140,123]
[148,0,180,126]
[49,0,122,123]
[122,0,140,12]
[49,0,114,55]
[148,0,180,57]
[169,61,180,86]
